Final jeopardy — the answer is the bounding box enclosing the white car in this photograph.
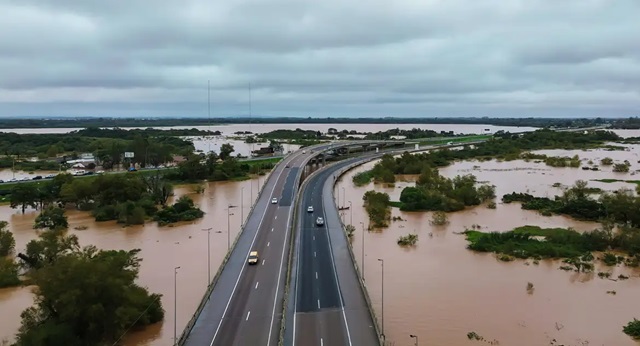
[307,206,314,213]
[316,217,324,226]
[271,198,278,204]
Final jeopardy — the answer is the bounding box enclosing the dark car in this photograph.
[32,176,43,180]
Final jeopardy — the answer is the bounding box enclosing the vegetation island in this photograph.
[350,128,640,339]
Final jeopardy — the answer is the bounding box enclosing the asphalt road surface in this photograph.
[184,150,306,346]
[184,144,337,346]
[289,155,381,346]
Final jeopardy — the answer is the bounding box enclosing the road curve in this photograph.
[287,154,385,346]
[183,149,310,346]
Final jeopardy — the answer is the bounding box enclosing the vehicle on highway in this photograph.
[247,251,259,265]
[285,164,290,168]
[307,206,314,213]
[316,217,324,226]
[271,197,278,204]
[45,174,56,179]
[302,150,306,154]
[96,170,105,175]
[32,176,42,180]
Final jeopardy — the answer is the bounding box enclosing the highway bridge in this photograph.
[179,140,406,346]
[179,139,492,346]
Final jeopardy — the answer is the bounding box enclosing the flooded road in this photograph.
[0,175,268,345]
[335,147,640,346]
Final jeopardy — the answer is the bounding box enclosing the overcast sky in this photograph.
[1,0,639,118]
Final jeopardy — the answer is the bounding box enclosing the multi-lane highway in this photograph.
[287,155,383,346]
[183,145,334,346]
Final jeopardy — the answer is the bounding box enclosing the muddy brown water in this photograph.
[0,176,267,345]
[335,146,640,346]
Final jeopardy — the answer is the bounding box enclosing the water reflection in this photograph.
[335,148,640,346]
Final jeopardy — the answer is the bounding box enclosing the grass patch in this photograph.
[464,225,609,259]
[592,179,640,186]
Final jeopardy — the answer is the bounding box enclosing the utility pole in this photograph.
[201,228,212,284]
[174,266,181,346]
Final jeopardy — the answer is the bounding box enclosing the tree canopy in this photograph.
[15,231,163,346]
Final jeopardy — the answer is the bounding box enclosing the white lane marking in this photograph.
[267,242,270,247]
[266,155,304,346]
[293,151,324,345]
[209,154,299,346]
[271,227,274,232]
[317,299,320,309]
[321,338,324,346]
[246,311,251,321]
[315,272,318,279]
[321,191,354,346]
[314,251,316,257]
[313,236,315,241]
[275,216,277,220]
[255,282,259,289]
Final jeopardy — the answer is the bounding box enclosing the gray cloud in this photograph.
[0,0,639,117]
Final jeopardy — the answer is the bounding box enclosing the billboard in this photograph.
[124,152,135,158]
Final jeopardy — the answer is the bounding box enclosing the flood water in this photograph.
[335,146,640,346]
[0,123,538,136]
[0,175,268,345]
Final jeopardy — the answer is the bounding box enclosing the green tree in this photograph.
[177,155,207,181]
[22,231,79,269]
[623,319,640,339]
[0,257,20,288]
[10,183,39,213]
[219,143,235,161]
[14,247,164,346]
[0,221,16,257]
[142,172,173,206]
[60,178,96,209]
[613,163,630,173]
[600,157,614,165]
[34,206,68,231]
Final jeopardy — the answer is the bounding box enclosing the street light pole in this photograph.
[348,200,353,226]
[342,187,345,208]
[359,222,365,281]
[240,187,245,225]
[201,228,212,284]
[410,334,418,346]
[174,266,181,346]
[227,205,237,251]
[378,258,385,340]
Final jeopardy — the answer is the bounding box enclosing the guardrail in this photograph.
[176,164,278,345]
[277,157,320,346]
[329,157,387,345]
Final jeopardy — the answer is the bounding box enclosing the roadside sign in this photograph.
[124,152,135,158]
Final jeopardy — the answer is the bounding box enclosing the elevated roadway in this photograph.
[287,154,386,346]
[180,140,405,346]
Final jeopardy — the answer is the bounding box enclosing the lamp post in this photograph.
[410,334,418,346]
[378,258,385,340]
[342,187,345,209]
[359,221,365,281]
[201,228,212,284]
[348,201,353,226]
[240,187,245,225]
[227,205,237,250]
[174,266,181,346]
